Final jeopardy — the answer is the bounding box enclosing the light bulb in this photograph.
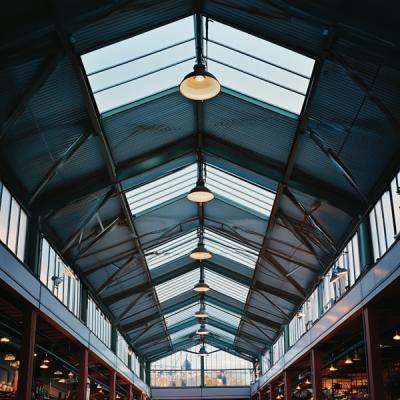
[393,330,400,341]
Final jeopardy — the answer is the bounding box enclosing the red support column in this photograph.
[128,384,133,400]
[283,371,292,400]
[17,307,37,400]
[269,381,276,400]
[311,348,323,400]
[109,370,116,400]
[363,306,384,399]
[78,347,89,400]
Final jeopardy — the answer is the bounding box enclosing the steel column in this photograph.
[311,348,323,400]
[78,347,89,400]
[358,219,374,272]
[284,370,292,400]
[269,381,276,400]
[16,307,37,400]
[200,354,205,387]
[362,306,384,399]
[109,370,116,400]
[146,361,151,386]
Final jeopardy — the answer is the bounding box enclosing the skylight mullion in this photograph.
[146,231,197,253]
[208,165,275,198]
[205,38,310,79]
[207,57,307,96]
[88,37,195,76]
[93,56,195,94]
[205,229,260,254]
[126,167,196,201]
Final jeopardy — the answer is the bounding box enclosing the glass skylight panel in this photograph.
[208,326,236,343]
[206,165,276,218]
[126,164,197,216]
[204,20,314,114]
[205,269,249,303]
[206,304,241,328]
[169,326,197,344]
[165,303,199,327]
[145,231,198,270]
[82,16,195,113]
[155,269,199,303]
[204,228,259,269]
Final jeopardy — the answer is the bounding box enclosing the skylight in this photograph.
[204,20,314,114]
[155,269,199,303]
[145,231,198,270]
[205,269,249,303]
[126,163,275,218]
[127,164,196,216]
[206,304,241,328]
[169,326,197,344]
[165,303,199,327]
[204,228,259,269]
[82,16,195,113]
[208,326,236,343]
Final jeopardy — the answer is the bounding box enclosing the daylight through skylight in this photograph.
[126,163,275,218]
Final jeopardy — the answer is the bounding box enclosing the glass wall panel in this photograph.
[0,183,28,262]
[39,238,81,317]
[87,297,111,347]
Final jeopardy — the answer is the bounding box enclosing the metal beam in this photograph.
[0,52,62,141]
[29,131,93,205]
[34,134,363,218]
[58,28,171,350]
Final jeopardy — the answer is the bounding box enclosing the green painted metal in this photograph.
[221,87,299,120]
[358,219,374,272]
[101,87,180,119]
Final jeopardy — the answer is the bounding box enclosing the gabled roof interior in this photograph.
[1,0,400,364]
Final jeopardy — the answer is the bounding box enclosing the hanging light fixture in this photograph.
[352,350,361,361]
[0,336,10,344]
[393,330,400,340]
[39,361,49,369]
[68,371,74,379]
[54,370,63,376]
[193,298,208,319]
[180,15,220,101]
[198,344,208,357]
[4,354,15,361]
[58,378,67,384]
[193,263,210,293]
[190,240,212,260]
[328,364,338,372]
[305,378,311,385]
[330,265,348,283]
[344,355,353,365]
[43,355,50,364]
[196,324,209,336]
[96,383,102,390]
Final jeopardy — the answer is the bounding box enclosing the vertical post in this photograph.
[127,384,133,400]
[17,307,37,400]
[109,370,116,400]
[200,355,205,387]
[26,216,41,275]
[358,219,374,272]
[311,348,323,400]
[111,325,118,353]
[363,306,384,399]
[78,347,89,400]
[317,282,324,316]
[283,325,290,353]
[269,381,276,400]
[80,285,88,325]
[283,370,292,400]
[146,361,151,386]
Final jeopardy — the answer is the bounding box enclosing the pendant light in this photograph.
[296,384,301,391]
[193,263,210,293]
[328,364,338,372]
[194,296,208,318]
[305,378,311,385]
[180,15,220,101]
[196,324,209,336]
[344,355,353,364]
[54,370,63,376]
[39,361,49,369]
[4,354,15,361]
[190,238,212,260]
[352,350,361,361]
[198,344,208,357]
[0,336,10,344]
[96,384,102,390]
[393,330,400,340]
[330,265,348,283]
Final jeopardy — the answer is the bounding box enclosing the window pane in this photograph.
[16,210,27,261]
[7,199,20,253]
[0,186,11,245]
